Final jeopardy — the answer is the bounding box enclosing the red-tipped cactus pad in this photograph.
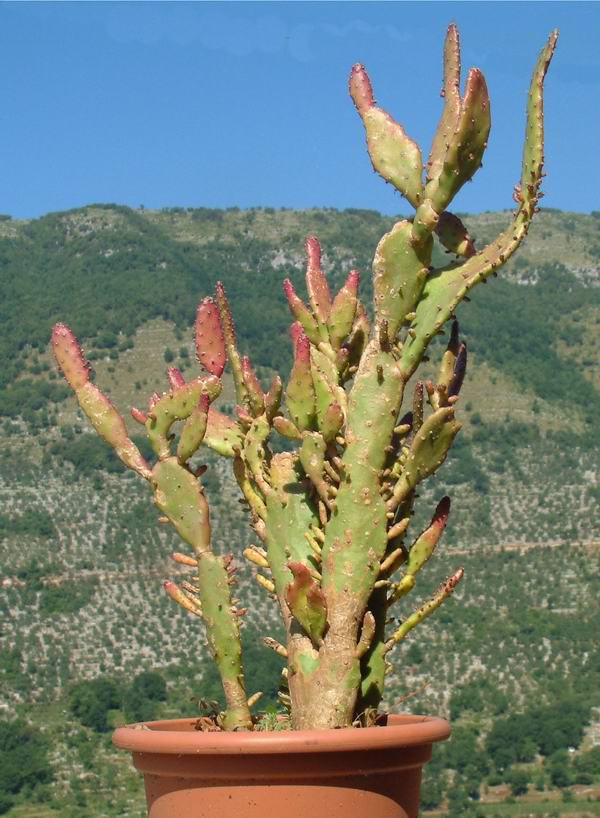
[196,297,226,377]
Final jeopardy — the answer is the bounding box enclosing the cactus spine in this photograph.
[52,26,557,731]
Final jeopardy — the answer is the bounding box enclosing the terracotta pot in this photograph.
[113,712,449,818]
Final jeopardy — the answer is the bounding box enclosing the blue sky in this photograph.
[0,2,596,219]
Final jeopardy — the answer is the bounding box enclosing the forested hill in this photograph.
[0,204,599,413]
[0,206,600,816]
[1,203,600,543]
[1,203,600,547]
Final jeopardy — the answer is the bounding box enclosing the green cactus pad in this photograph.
[152,458,211,553]
[195,297,226,377]
[435,211,476,258]
[176,393,209,464]
[385,568,464,651]
[520,31,559,217]
[202,407,244,457]
[345,302,371,368]
[286,562,328,645]
[147,377,221,460]
[389,496,451,603]
[388,407,461,511]
[299,432,330,504]
[215,282,248,406]
[310,348,344,432]
[424,68,491,216]
[233,456,267,520]
[305,236,332,328]
[406,496,450,576]
[52,324,151,478]
[195,551,252,730]
[286,331,316,431]
[283,279,321,345]
[350,64,423,207]
[265,489,317,604]
[320,402,344,443]
[243,416,272,498]
[437,321,460,391]
[264,375,283,421]
[328,270,360,349]
[273,415,302,440]
[402,34,557,377]
[241,356,265,417]
[428,24,461,183]
[372,221,433,338]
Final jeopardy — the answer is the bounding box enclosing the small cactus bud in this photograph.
[167,367,186,390]
[131,407,148,425]
[171,552,199,567]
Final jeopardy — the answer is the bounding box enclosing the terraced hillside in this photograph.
[0,205,599,817]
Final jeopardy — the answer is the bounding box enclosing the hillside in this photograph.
[0,205,599,817]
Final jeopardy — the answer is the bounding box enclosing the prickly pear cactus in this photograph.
[52,26,557,731]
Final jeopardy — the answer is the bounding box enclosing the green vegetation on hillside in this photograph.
[1,206,599,432]
[0,205,599,818]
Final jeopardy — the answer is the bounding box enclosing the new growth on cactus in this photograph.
[52,25,557,731]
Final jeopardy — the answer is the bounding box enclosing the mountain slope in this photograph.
[0,205,599,816]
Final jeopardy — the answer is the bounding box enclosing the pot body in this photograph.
[113,713,450,818]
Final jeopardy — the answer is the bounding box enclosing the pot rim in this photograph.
[112,712,450,756]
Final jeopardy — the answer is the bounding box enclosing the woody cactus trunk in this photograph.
[52,27,557,731]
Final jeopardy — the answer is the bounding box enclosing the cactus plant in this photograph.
[52,25,557,732]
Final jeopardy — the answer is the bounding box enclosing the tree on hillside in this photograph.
[0,719,53,810]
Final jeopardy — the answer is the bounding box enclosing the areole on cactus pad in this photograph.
[52,23,558,745]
